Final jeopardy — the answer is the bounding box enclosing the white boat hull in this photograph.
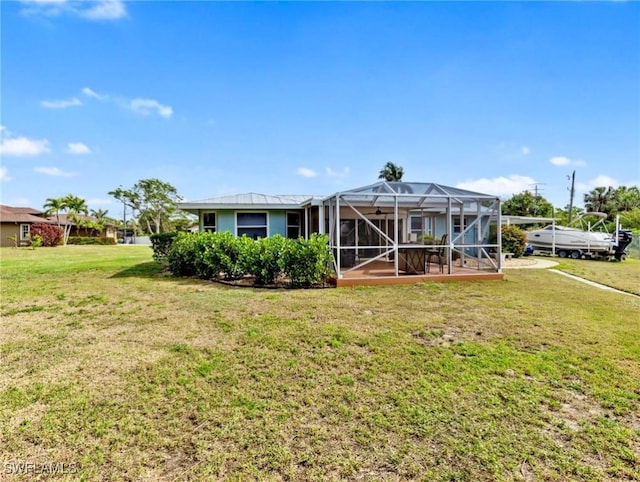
[527,226,613,254]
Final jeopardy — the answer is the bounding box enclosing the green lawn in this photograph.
[1,246,638,481]
[551,257,640,296]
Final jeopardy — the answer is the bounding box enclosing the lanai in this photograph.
[317,181,504,284]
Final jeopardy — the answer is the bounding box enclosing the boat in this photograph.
[526,213,633,260]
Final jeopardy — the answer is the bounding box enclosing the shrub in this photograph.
[30,234,43,249]
[282,234,333,287]
[194,232,223,279]
[214,231,247,280]
[167,232,200,276]
[243,235,288,285]
[165,232,333,287]
[150,232,178,262]
[67,237,117,245]
[501,225,527,257]
[30,223,63,247]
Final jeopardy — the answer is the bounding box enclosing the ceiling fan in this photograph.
[363,208,394,216]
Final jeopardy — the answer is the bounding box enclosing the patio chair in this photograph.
[426,234,447,273]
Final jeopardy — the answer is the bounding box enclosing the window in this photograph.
[202,212,216,232]
[237,212,267,239]
[409,215,430,238]
[287,212,301,239]
[453,216,467,234]
[20,224,30,240]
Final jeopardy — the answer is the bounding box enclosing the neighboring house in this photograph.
[0,205,54,247]
[178,181,504,280]
[0,205,117,247]
[47,214,118,241]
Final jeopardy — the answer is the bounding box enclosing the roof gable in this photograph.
[0,205,52,224]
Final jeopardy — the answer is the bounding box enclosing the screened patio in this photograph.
[317,181,504,285]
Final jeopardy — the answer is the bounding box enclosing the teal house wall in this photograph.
[217,211,235,233]
[268,210,286,236]
[198,209,289,237]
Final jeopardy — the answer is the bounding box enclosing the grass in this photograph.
[0,246,639,481]
[550,257,640,296]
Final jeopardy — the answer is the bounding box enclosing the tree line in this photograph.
[41,164,640,243]
[502,185,640,229]
[42,178,194,243]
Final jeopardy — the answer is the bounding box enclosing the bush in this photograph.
[215,231,247,280]
[150,232,178,262]
[501,225,527,257]
[30,223,63,247]
[167,232,200,277]
[243,235,288,285]
[165,232,333,287]
[67,237,117,245]
[282,234,333,287]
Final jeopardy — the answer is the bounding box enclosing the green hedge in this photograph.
[67,236,117,245]
[164,232,333,287]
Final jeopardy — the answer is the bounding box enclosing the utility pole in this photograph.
[567,170,576,225]
[123,203,126,244]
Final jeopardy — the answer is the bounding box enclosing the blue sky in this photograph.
[1,0,639,215]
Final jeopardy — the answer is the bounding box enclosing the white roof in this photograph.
[178,193,322,211]
[502,215,558,225]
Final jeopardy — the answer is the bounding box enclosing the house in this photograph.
[0,205,117,247]
[178,193,324,240]
[178,181,504,285]
[0,205,54,247]
[47,213,118,241]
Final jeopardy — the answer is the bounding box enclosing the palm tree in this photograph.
[583,186,614,214]
[43,197,66,229]
[60,194,88,244]
[90,208,109,220]
[89,209,109,235]
[378,162,404,182]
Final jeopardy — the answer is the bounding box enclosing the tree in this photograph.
[612,186,640,213]
[109,178,182,235]
[583,185,640,219]
[43,194,88,245]
[90,208,109,220]
[501,191,554,218]
[43,197,65,230]
[583,186,615,214]
[88,208,110,235]
[62,194,88,244]
[378,162,404,182]
[555,205,585,226]
[619,208,640,230]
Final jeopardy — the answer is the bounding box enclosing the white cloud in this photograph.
[130,98,173,118]
[0,167,11,182]
[20,0,127,20]
[297,167,318,178]
[576,175,620,193]
[41,97,82,109]
[82,87,105,100]
[326,167,350,178]
[81,88,174,120]
[456,175,536,197]
[66,142,91,154]
[521,146,531,155]
[34,166,76,177]
[0,133,51,157]
[81,0,127,20]
[549,156,586,167]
